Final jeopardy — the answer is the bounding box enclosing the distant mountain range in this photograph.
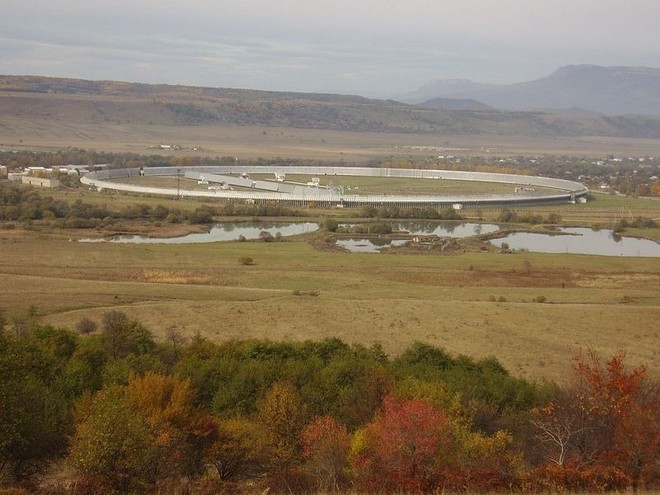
[398,65,660,116]
[1,73,660,140]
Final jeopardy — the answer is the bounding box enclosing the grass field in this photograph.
[2,113,660,385]
[4,117,660,160]
[244,174,552,195]
[2,222,658,384]
[113,174,557,196]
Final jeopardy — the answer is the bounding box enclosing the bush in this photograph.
[546,212,562,224]
[293,290,319,296]
[76,317,98,334]
[258,231,274,242]
[238,256,254,265]
[323,218,339,232]
[498,209,517,223]
[534,295,547,303]
[523,464,631,493]
[188,207,214,224]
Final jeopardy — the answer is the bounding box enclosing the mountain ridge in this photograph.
[398,65,660,116]
[1,74,660,140]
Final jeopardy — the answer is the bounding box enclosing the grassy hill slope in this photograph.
[3,75,660,140]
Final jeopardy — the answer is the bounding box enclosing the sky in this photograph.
[2,0,659,98]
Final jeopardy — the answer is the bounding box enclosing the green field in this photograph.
[2,220,658,384]
[246,174,547,195]
[112,174,556,196]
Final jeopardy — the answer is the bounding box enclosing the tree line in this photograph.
[0,184,302,227]
[0,150,352,173]
[0,311,657,494]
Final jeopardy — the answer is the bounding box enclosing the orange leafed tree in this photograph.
[532,351,659,492]
[69,372,217,491]
[301,416,351,492]
[352,395,455,493]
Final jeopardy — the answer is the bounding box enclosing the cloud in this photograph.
[2,0,660,95]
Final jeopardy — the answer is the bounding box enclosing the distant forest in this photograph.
[0,311,658,494]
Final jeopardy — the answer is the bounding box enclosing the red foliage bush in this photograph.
[352,395,454,493]
[301,416,351,492]
[523,463,631,493]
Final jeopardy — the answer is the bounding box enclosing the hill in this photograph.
[395,78,501,105]
[417,97,494,111]
[1,75,660,141]
[400,65,660,116]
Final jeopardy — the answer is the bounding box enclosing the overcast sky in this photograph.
[2,0,659,97]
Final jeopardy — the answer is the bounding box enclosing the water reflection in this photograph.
[336,239,408,253]
[79,222,319,244]
[336,222,498,253]
[360,222,499,237]
[494,227,660,257]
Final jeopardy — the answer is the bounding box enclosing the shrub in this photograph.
[76,317,98,334]
[547,212,562,224]
[258,231,274,242]
[523,464,631,493]
[238,257,254,266]
[497,209,517,223]
[323,218,339,232]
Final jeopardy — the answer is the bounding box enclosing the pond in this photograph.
[78,220,660,257]
[336,222,500,253]
[79,222,319,244]
[335,238,409,253]
[390,221,500,236]
[492,227,660,257]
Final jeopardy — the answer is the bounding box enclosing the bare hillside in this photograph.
[2,75,660,141]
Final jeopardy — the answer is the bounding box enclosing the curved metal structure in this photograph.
[81,166,588,207]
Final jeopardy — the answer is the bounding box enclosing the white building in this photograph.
[21,176,61,188]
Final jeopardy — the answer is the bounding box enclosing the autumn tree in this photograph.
[532,390,587,467]
[532,351,659,491]
[301,416,351,492]
[124,372,216,479]
[394,378,522,491]
[451,427,521,491]
[257,381,309,470]
[206,417,272,481]
[69,372,214,491]
[69,386,157,492]
[352,395,455,493]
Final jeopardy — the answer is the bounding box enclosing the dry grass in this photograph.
[4,113,660,160]
[1,226,658,384]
